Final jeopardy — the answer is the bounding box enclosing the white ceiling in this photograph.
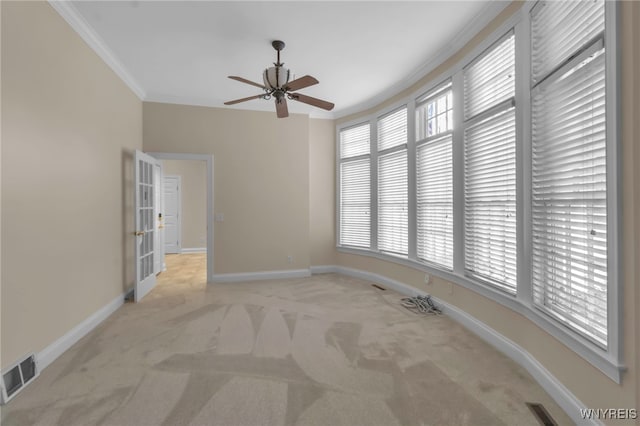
[62,1,507,118]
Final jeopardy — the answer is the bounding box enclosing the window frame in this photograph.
[377,105,409,257]
[415,80,454,269]
[337,122,372,250]
[462,30,518,294]
[335,0,622,383]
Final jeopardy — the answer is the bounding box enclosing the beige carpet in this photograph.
[1,254,571,425]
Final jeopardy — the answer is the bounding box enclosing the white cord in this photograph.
[400,295,442,315]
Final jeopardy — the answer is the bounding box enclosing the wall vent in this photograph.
[1,353,39,404]
[526,402,557,426]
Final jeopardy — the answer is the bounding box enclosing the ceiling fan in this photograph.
[224,40,335,118]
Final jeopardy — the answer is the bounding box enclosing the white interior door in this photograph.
[134,150,159,302]
[164,175,181,254]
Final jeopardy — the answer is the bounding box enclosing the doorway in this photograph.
[147,152,214,283]
[163,175,182,254]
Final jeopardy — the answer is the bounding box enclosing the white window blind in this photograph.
[464,109,517,292]
[463,32,517,293]
[464,32,515,120]
[339,124,371,248]
[416,83,453,269]
[531,0,608,347]
[378,108,408,151]
[531,0,605,85]
[340,124,370,158]
[417,134,453,269]
[378,107,408,255]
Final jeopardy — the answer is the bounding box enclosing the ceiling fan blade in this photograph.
[224,94,264,105]
[275,97,289,118]
[289,93,334,111]
[228,76,266,89]
[284,75,318,92]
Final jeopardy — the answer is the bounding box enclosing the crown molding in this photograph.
[335,0,510,119]
[48,1,146,100]
[48,0,505,121]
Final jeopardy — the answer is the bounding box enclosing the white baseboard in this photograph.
[439,297,601,426]
[212,269,311,283]
[37,292,125,371]
[181,247,206,254]
[312,265,596,426]
[309,265,337,274]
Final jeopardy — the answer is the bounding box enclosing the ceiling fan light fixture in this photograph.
[263,66,289,90]
[225,40,333,117]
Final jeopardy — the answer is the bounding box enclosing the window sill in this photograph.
[336,245,626,383]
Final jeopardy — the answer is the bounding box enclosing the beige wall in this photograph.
[309,119,336,266]
[621,0,640,418]
[143,103,311,274]
[1,0,4,372]
[162,160,207,250]
[333,1,640,420]
[1,1,142,368]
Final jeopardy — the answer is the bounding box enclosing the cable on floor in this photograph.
[400,295,442,315]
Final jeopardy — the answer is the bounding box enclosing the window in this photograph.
[530,0,608,347]
[339,124,371,248]
[377,107,408,255]
[463,32,517,293]
[417,83,453,139]
[335,1,620,380]
[416,82,453,269]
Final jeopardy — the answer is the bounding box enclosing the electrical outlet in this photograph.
[287,255,293,264]
[424,273,431,285]
[447,282,454,295]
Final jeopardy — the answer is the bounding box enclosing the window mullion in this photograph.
[335,127,341,248]
[407,101,417,260]
[370,120,378,252]
[515,16,532,305]
[452,71,465,276]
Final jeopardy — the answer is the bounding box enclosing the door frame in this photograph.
[163,175,182,254]
[154,162,166,274]
[147,152,214,283]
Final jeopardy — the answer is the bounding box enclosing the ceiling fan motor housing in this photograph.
[263,66,290,90]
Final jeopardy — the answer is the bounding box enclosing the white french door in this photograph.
[134,150,159,302]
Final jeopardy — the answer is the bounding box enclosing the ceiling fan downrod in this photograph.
[272,40,285,64]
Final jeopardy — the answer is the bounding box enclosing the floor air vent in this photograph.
[1,354,38,404]
[526,402,557,426]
